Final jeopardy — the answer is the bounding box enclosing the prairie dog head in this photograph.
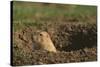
[33,31,57,52]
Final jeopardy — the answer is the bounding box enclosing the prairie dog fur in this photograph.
[33,31,57,52]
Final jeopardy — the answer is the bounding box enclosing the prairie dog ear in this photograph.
[42,31,50,38]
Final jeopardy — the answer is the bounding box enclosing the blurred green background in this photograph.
[12,1,97,31]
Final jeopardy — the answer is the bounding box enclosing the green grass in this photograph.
[12,1,97,31]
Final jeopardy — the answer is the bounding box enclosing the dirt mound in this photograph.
[53,23,97,51]
[12,22,97,66]
[13,48,97,66]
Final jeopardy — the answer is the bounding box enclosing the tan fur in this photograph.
[33,31,57,52]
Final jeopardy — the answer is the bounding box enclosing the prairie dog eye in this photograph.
[39,33,43,36]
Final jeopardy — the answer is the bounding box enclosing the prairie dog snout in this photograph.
[33,31,57,52]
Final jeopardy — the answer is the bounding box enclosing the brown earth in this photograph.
[12,22,97,66]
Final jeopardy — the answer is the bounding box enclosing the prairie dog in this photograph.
[33,31,57,52]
